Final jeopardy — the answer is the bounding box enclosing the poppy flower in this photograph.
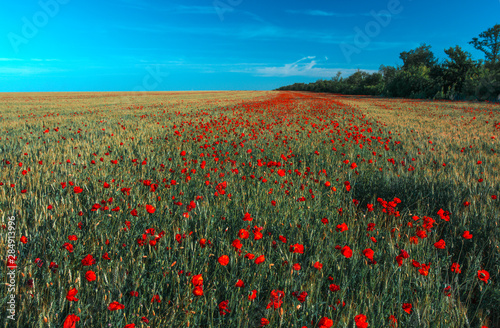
[124,324,135,328]
[255,255,265,264]
[248,290,257,300]
[235,279,245,288]
[478,270,490,284]
[130,209,138,216]
[289,243,304,254]
[63,314,80,328]
[260,318,270,326]
[318,317,333,328]
[74,186,83,194]
[146,204,155,214]
[266,290,284,309]
[20,236,27,244]
[81,254,96,266]
[402,303,412,314]
[341,246,353,258]
[238,229,250,239]
[388,315,397,327]
[192,274,203,286]
[66,288,79,302]
[85,271,96,282]
[329,284,340,292]
[434,239,446,249]
[450,263,461,273]
[218,300,230,315]
[462,231,472,239]
[193,286,204,296]
[354,314,368,328]
[418,263,431,276]
[218,255,229,266]
[242,212,253,221]
[362,248,374,261]
[313,261,323,270]
[108,301,125,311]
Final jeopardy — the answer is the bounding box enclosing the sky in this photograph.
[0,0,498,92]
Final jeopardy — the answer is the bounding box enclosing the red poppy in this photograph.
[289,243,304,254]
[85,271,96,282]
[193,286,204,296]
[255,255,265,264]
[434,239,446,249]
[74,186,83,194]
[329,284,340,292]
[63,314,80,328]
[108,301,125,311]
[451,263,461,273]
[242,212,253,221]
[218,300,231,315]
[81,254,95,266]
[318,317,333,328]
[388,315,397,327]
[20,236,27,244]
[238,229,250,239]
[478,270,490,284]
[313,261,323,270]
[146,204,155,214]
[218,255,229,266]
[354,314,368,328]
[235,279,245,288]
[462,231,472,239]
[260,318,270,326]
[66,288,79,302]
[402,303,412,314]
[124,324,135,328]
[63,242,74,253]
[248,289,257,300]
[336,222,348,232]
[266,290,284,309]
[341,246,353,258]
[192,274,203,286]
[362,248,374,261]
[130,209,138,216]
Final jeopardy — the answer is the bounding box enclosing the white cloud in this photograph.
[233,57,377,78]
[286,9,357,17]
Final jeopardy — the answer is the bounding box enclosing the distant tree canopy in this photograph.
[276,24,500,102]
[469,24,500,67]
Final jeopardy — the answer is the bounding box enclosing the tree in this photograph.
[442,45,478,95]
[469,24,500,66]
[399,44,437,70]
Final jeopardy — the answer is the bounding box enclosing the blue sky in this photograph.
[0,0,498,92]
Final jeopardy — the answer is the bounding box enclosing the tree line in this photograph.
[276,24,500,101]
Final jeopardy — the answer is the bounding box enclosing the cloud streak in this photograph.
[232,57,378,78]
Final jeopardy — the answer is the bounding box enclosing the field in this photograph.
[0,91,499,328]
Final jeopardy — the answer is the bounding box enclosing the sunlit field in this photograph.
[0,91,499,328]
